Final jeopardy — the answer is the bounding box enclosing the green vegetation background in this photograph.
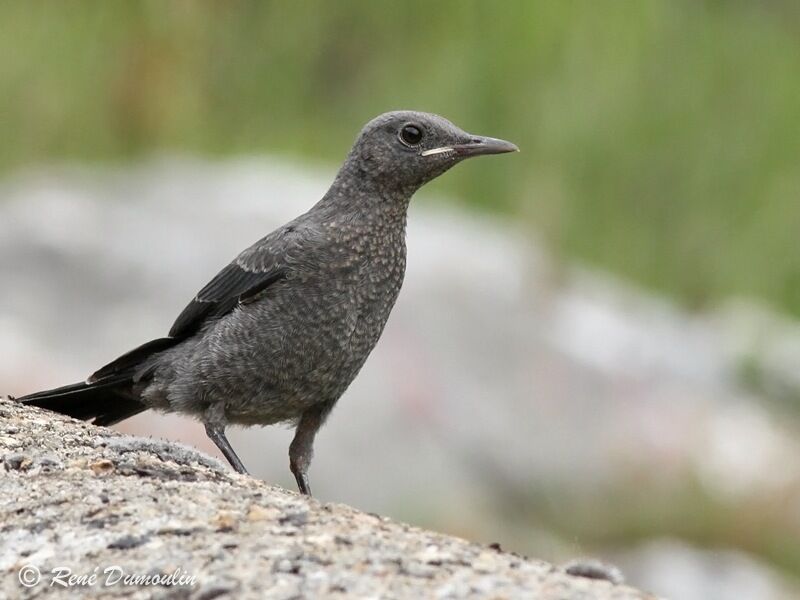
[1,0,798,316]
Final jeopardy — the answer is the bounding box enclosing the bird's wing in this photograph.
[168,262,286,338]
[168,223,308,339]
[89,223,309,384]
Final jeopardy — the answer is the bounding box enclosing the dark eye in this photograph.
[399,124,423,146]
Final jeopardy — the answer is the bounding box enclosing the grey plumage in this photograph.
[19,111,518,495]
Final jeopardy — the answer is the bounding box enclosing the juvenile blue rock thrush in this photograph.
[19,111,518,495]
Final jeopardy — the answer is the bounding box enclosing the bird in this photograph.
[18,111,518,495]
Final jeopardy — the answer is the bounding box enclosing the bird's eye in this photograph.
[399,124,423,146]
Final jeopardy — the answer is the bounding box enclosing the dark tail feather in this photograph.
[18,379,147,426]
[89,337,177,383]
[18,335,177,426]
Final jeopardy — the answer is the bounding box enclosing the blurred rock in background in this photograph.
[2,159,799,599]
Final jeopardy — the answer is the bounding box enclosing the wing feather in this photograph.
[85,222,308,382]
[166,223,309,338]
[168,262,285,338]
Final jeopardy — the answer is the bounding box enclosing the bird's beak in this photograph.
[421,135,519,158]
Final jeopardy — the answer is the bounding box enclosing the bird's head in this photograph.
[340,110,518,195]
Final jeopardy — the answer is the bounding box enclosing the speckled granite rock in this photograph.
[0,398,655,599]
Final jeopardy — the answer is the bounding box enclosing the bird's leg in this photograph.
[205,423,248,474]
[203,403,248,475]
[289,405,327,496]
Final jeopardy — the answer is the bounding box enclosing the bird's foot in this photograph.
[293,470,312,496]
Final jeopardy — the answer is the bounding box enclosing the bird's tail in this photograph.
[18,378,147,426]
[17,336,181,426]
[16,335,185,426]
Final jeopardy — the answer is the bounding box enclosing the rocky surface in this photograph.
[0,398,655,599]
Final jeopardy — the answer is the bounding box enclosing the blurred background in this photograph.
[2,2,800,598]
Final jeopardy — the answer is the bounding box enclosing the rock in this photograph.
[89,458,115,475]
[563,558,626,585]
[0,398,655,599]
[3,452,31,471]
